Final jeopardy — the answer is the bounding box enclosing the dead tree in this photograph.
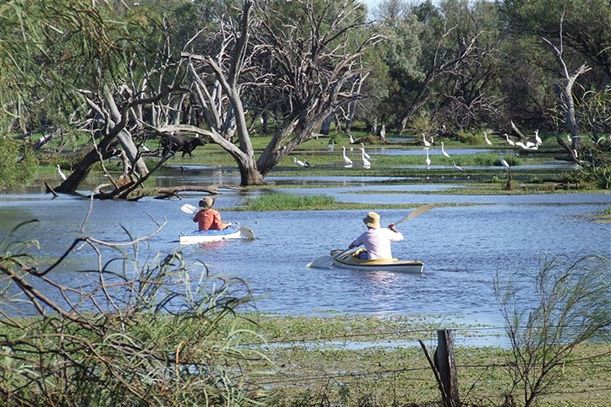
[254,0,382,176]
[164,0,380,185]
[543,11,591,161]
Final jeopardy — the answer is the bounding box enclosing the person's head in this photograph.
[362,212,380,229]
[199,196,215,209]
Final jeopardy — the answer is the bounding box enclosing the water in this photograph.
[1,177,609,328]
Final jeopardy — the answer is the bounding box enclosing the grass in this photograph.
[231,191,438,211]
[220,314,610,407]
[594,207,611,223]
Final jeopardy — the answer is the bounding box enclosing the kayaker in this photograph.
[348,212,403,260]
[193,197,230,231]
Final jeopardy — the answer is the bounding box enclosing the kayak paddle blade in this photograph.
[239,227,255,240]
[180,204,198,215]
[307,255,334,269]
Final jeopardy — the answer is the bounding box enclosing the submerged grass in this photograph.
[231,191,438,211]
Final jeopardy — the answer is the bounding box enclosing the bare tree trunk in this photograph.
[320,114,334,135]
[543,13,591,157]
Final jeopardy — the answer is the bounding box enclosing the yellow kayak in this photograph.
[330,249,424,273]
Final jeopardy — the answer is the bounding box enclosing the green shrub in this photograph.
[0,137,38,191]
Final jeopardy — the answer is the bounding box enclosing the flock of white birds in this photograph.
[288,128,545,173]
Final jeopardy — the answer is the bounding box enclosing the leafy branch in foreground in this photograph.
[494,254,610,407]
[0,220,268,406]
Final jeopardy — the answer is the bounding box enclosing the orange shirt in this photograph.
[193,209,228,231]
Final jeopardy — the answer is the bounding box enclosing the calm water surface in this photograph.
[1,177,609,327]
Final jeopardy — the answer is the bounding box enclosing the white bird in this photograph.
[484,131,493,146]
[349,134,355,144]
[453,163,464,172]
[515,141,527,150]
[380,124,386,140]
[425,148,431,168]
[440,141,451,159]
[534,130,542,146]
[56,164,67,181]
[504,133,515,146]
[342,146,353,167]
[327,139,334,153]
[292,157,310,168]
[360,143,371,160]
[500,159,510,168]
[362,151,371,169]
[422,133,431,147]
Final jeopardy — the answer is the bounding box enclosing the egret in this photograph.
[440,141,451,159]
[453,163,464,172]
[534,130,542,146]
[504,133,515,146]
[425,148,431,168]
[327,139,335,153]
[292,157,310,168]
[500,159,510,168]
[515,141,527,150]
[483,131,493,146]
[349,134,355,144]
[360,143,371,160]
[342,146,353,168]
[56,164,67,181]
[422,133,431,147]
[362,151,371,169]
[379,124,386,140]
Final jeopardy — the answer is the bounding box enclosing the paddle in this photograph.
[307,204,435,269]
[180,203,255,240]
[392,204,434,226]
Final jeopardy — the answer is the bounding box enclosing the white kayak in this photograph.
[329,249,424,273]
[179,227,243,244]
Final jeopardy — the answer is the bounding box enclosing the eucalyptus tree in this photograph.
[375,0,495,133]
[160,0,380,185]
[501,0,610,157]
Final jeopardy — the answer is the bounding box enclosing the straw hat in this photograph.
[363,212,380,229]
[199,197,215,209]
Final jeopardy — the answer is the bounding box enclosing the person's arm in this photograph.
[193,210,202,223]
[349,232,364,249]
[213,211,230,230]
[387,224,404,241]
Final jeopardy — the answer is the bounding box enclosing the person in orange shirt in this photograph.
[193,197,230,231]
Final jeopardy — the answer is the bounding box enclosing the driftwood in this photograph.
[92,184,219,201]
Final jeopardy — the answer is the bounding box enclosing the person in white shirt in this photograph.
[349,212,404,260]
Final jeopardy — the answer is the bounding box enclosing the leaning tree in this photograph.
[159,0,381,186]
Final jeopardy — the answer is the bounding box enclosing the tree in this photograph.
[542,12,591,158]
[160,0,380,185]
[376,0,492,133]
[495,255,610,407]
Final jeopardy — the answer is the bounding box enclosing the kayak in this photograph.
[179,227,242,244]
[330,249,424,273]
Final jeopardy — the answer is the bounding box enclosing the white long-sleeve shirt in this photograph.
[350,227,404,259]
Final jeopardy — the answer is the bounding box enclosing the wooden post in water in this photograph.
[434,329,460,407]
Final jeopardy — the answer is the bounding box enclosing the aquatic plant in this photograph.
[241,192,336,211]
